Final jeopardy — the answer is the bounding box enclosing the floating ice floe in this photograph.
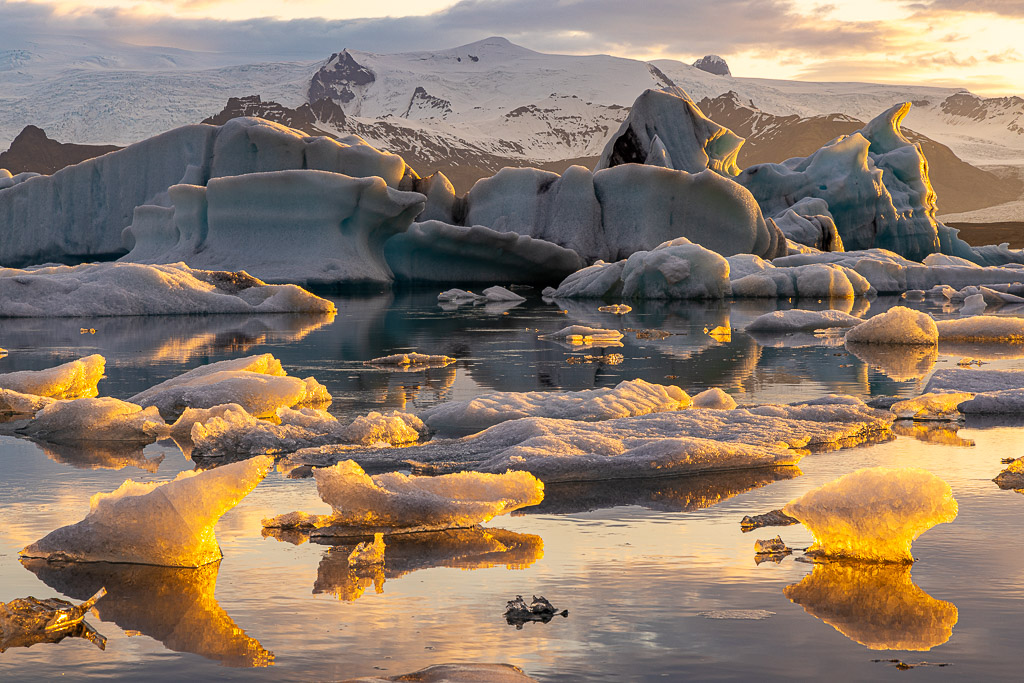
[924,368,1024,393]
[745,309,863,332]
[889,393,975,421]
[935,315,1024,342]
[782,467,958,563]
[550,238,732,300]
[0,355,105,399]
[18,397,168,444]
[844,306,937,345]
[21,455,273,567]
[0,588,107,653]
[0,389,55,416]
[785,562,958,650]
[539,325,624,343]
[128,353,329,419]
[0,263,335,317]
[364,352,456,368]
[188,405,427,459]
[419,379,691,434]
[303,399,893,482]
[262,460,544,536]
[959,293,987,316]
[597,304,632,314]
[691,388,737,410]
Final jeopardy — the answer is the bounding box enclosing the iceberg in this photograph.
[0,354,104,399]
[783,467,958,563]
[731,263,872,299]
[123,171,426,287]
[19,397,168,443]
[262,460,544,536]
[844,306,937,345]
[785,562,958,650]
[420,379,692,434]
[0,389,55,416]
[0,263,335,317]
[21,455,273,567]
[129,353,329,419]
[746,309,863,333]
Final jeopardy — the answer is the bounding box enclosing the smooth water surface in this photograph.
[1,291,1023,681]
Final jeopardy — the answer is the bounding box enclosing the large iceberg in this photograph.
[262,460,544,535]
[0,117,413,267]
[21,455,273,567]
[420,379,692,434]
[123,171,426,287]
[0,355,105,399]
[0,263,335,317]
[783,467,958,563]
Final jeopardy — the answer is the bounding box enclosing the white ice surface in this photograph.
[844,306,938,345]
[0,355,105,399]
[746,309,863,332]
[20,397,168,443]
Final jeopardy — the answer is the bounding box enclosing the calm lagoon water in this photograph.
[1,291,1023,680]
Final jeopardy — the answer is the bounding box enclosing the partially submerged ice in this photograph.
[539,325,624,342]
[129,353,329,419]
[21,455,273,566]
[746,309,863,333]
[889,393,975,421]
[364,352,456,368]
[0,588,107,653]
[420,379,691,434]
[785,562,958,650]
[0,263,335,317]
[782,467,958,563]
[262,460,544,535]
[0,354,105,399]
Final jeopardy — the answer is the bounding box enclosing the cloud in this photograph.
[905,1,1024,18]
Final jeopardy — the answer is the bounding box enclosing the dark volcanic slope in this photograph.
[698,92,1022,215]
[0,125,121,175]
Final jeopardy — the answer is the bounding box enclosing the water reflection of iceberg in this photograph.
[845,342,937,382]
[891,421,974,447]
[21,559,273,667]
[517,467,801,515]
[29,438,165,472]
[342,662,538,682]
[310,527,543,602]
[784,562,958,651]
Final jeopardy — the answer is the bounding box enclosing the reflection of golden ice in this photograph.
[313,527,543,602]
[785,562,958,650]
[845,342,937,381]
[148,313,335,363]
[342,662,538,682]
[21,559,273,667]
[892,422,975,447]
[32,438,165,472]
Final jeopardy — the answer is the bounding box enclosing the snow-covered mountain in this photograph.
[3,36,1024,198]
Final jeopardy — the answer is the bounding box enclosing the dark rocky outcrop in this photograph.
[0,126,120,175]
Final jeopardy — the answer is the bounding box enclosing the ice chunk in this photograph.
[23,560,273,667]
[731,263,872,299]
[21,456,273,567]
[994,457,1024,489]
[348,533,386,567]
[0,389,55,416]
[691,388,737,410]
[540,325,624,342]
[785,562,957,650]
[935,316,1024,342]
[746,309,862,332]
[782,467,958,563]
[0,354,105,399]
[844,306,937,345]
[0,262,335,317]
[754,535,792,562]
[189,406,426,459]
[364,352,455,368]
[128,353,327,419]
[890,393,974,421]
[19,397,168,443]
[420,379,691,434]
[597,304,631,314]
[924,368,1024,393]
[959,293,987,316]
[482,286,526,302]
[0,588,107,653]
[740,509,800,532]
[957,389,1024,415]
[342,663,538,683]
[262,460,544,535]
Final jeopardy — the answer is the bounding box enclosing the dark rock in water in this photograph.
[740,508,800,532]
[0,588,107,652]
[692,55,731,76]
[504,595,568,628]
[0,125,120,175]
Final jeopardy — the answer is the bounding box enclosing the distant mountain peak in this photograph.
[693,55,731,77]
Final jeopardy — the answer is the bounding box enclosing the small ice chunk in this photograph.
[539,325,624,342]
[482,286,526,302]
[20,397,169,443]
[420,379,691,433]
[438,288,484,302]
[21,456,273,566]
[0,347,7,357]
[754,535,791,554]
[746,309,862,332]
[0,355,105,399]
[740,509,800,531]
[783,467,958,563]
[347,533,386,567]
[597,304,632,314]
[844,307,937,345]
[690,388,737,410]
[889,393,975,421]
[262,460,544,534]
[364,352,455,367]
[959,293,987,316]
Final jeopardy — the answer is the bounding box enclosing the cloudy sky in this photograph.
[3,0,1022,95]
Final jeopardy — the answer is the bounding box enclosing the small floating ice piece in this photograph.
[21,455,274,567]
[740,509,800,532]
[262,460,544,535]
[0,262,336,317]
[691,388,736,410]
[0,347,7,357]
[783,467,958,563]
[364,352,456,368]
[437,288,485,302]
[0,588,107,653]
[597,304,632,314]
[959,293,987,316]
[935,316,1024,342]
[746,309,862,332]
[994,457,1024,489]
[420,379,691,433]
[539,325,624,343]
[785,562,958,650]
[481,286,526,302]
[889,393,975,421]
[754,535,791,554]
[844,307,937,345]
[0,354,105,399]
[19,397,169,443]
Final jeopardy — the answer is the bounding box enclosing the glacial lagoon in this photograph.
[2,290,1023,680]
